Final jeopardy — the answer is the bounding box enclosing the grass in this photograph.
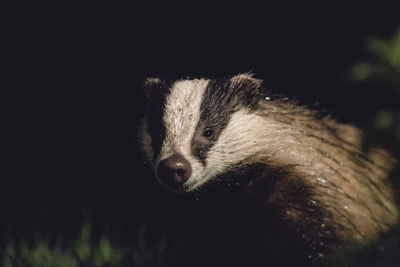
[2,220,126,267]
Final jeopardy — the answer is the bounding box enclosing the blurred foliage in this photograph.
[350,28,400,189]
[349,29,400,145]
[350,29,400,92]
[1,217,177,267]
[2,220,126,267]
[3,241,78,267]
[367,110,400,146]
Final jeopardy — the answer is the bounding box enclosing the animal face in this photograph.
[139,74,266,192]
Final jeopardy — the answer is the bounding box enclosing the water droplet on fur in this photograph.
[318,253,325,258]
[235,182,240,186]
[344,205,349,210]
[316,177,326,183]
[195,197,199,202]
[309,199,317,205]
[265,96,271,100]
[308,255,312,259]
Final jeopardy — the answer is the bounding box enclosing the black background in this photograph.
[7,0,400,235]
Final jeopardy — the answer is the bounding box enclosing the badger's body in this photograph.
[138,74,399,266]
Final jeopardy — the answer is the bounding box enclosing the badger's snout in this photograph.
[157,153,192,188]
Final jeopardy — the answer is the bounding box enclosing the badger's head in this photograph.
[139,74,268,192]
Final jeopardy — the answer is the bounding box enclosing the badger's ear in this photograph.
[142,77,161,100]
[230,73,263,105]
[230,73,262,91]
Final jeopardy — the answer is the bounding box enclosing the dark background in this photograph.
[6,0,400,257]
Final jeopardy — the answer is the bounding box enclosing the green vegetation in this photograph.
[350,29,400,163]
[1,218,175,267]
[350,29,400,92]
[2,220,126,267]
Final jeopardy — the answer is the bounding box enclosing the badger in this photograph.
[138,73,399,266]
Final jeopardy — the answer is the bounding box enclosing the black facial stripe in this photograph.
[145,80,173,160]
[191,79,243,164]
[201,79,242,125]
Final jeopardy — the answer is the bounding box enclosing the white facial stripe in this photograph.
[180,110,265,190]
[207,110,272,165]
[184,109,296,191]
[154,81,295,191]
[156,79,209,167]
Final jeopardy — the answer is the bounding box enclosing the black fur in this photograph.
[165,163,339,267]
[191,77,265,163]
[141,75,399,266]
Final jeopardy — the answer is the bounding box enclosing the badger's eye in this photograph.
[203,129,214,138]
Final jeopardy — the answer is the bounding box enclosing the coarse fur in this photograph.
[138,73,399,266]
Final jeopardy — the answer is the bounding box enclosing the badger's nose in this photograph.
[157,153,192,187]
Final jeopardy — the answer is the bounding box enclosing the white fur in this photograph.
[154,79,209,186]
[184,109,302,191]
[154,78,296,191]
[142,75,398,250]
[151,78,311,191]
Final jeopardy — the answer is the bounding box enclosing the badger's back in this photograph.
[256,98,398,239]
[139,74,399,266]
